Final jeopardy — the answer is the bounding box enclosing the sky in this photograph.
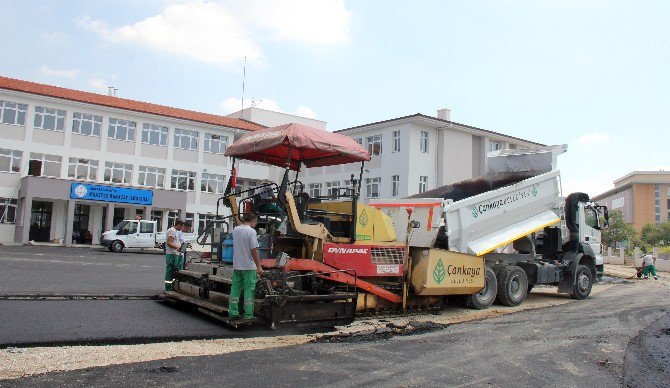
[1,0,668,197]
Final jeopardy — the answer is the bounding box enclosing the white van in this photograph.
[100,219,197,253]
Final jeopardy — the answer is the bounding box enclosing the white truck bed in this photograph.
[372,170,562,256]
[444,170,561,255]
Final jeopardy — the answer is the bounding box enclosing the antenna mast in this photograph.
[240,56,246,119]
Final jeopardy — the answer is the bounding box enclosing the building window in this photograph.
[204,133,228,154]
[0,148,22,173]
[393,131,400,152]
[392,175,399,197]
[344,179,359,193]
[68,158,98,181]
[0,198,17,224]
[198,213,217,234]
[366,135,382,156]
[108,118,136,141]
[420,131,429,153]
[174,128,198,151]
[103,162,133,184]
[34,106,66,132]
[326,181,340,197]
[151,210,163,227]
[138,165,166,188]
[248,181,258,190]
[309,183,322,198]
[0,100,27,126]
[171,169,196,190]
[201,173,226,194]
[28,153,61,177]
[72,112,102,136]
[234,179,244,194]
[419,176,428,193]
[655,184,661,223]
[167,211,179,228]
[489,140,501,152]
[366,177,381,198]
[141,123,168,146]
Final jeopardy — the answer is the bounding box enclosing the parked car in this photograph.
[100,220,196,253]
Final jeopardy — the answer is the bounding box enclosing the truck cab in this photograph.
[577,201,609,277]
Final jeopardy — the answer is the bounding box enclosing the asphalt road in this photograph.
[0,300,243,347]
[0,245,245,346]
[0,245,164,295]
[5,282,669,387]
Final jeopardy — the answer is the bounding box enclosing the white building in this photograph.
[0,76,279,245]
[297,109,542,201]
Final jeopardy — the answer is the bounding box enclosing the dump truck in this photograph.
[374,145,609,308]
[163,124,608,328]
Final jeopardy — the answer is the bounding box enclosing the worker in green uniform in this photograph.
[164,219,184,291]
[641,254,659,280]
[229,214,264,320]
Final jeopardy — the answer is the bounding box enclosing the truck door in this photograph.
[137,221,156,248]
[579,204,602,257]
[123,221,139,247]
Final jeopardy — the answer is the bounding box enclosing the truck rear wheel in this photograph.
[496,265,528,307]
[466,266,497,310]
[571,265,592,300]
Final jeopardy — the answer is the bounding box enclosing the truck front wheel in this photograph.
[571,265,592,300]
[466,266,497,310]
[111,240,124,253]
[496,265,528,307]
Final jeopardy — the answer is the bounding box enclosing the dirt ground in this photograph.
[1,264,666,381]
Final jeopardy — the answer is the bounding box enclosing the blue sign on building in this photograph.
[70,183,153,205]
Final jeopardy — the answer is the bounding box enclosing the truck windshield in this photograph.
[585,208,600,230]
[112,221,128,230]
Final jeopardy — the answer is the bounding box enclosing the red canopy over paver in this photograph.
[225,123,370,170]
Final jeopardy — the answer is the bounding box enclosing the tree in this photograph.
[602,210,637,248]
[640,221,670,247]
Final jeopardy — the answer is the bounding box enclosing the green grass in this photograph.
[659,246,670,254]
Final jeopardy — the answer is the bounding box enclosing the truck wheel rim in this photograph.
[578,273,590,292]
[509,274,524,298]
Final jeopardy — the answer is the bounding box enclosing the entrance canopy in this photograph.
[225,123,370,170]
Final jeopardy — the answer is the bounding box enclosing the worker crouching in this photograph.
[229,214,264,320]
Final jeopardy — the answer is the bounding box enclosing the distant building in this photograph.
[298,109,543,201]
[593,171,670,231]
[227,107,327,130]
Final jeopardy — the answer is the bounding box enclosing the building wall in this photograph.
[596,187,634,223]
[633,184,661,231]
[228,107,327,130]
[298,117,536,201]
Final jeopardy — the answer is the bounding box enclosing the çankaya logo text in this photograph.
[327,247,369,254]
[471,184,538,219]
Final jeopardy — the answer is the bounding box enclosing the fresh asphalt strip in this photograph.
[0,294,160,300]
[0,299,281,348]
